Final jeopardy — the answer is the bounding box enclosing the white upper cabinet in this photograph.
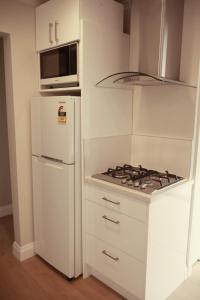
[52,0,80,48]
[36,0,124,52]
[36,1,54,51]
[36,0,80,51]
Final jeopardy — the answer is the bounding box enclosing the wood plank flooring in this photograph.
[1,215,200,300]
[0,215,124,300]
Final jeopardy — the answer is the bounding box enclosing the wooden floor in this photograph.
[0,215,124,300]
[1,216,200,300]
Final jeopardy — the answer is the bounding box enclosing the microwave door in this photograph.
[31,97,75,164]
[39,43,78,87]
[40,48,60,79]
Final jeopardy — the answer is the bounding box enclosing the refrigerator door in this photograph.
[31,96,75,164]
[32,156,75,278]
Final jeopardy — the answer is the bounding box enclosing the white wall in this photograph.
[131,85,196,178]
[0,0,37,246]
[180,0,200,87]
[0,38,12,208]
[183,0,200,266]
[128,0,199,178]
[189,68,200,265]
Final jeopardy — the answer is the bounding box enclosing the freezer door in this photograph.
[31,97,75,164]
[32,156,75,278]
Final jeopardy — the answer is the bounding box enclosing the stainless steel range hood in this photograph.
[96,72,197,89]
[96,0,197,89]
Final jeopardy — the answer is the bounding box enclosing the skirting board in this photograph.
[0,204,12,218]
[13,241,35,262]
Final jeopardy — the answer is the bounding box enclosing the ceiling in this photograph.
[16,0,46,6]
[16,0,130,7]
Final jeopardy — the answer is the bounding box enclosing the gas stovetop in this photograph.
[92,164,184,194]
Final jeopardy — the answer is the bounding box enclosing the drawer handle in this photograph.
[102,215,120,224]
[102,197,120,205]
[102,250,119,261]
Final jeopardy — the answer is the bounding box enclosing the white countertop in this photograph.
[85,176,193,204]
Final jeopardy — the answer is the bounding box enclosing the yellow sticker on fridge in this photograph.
[58,106,67,124]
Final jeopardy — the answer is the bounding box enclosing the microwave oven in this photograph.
[39,42,79,89]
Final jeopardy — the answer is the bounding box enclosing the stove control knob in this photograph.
[134,181,140,187]
[121,178,127,184]
[127,180,133,186]
[141,183,147,189]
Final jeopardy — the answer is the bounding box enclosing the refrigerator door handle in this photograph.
[41,155,63,164]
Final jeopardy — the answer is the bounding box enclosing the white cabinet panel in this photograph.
[32,156,75,277]
[36,0,80,51]
[86,234,145,300]
[53,0,80,47]
[80,0,123,33]
[81,20,132,139]
[36,1,55,51]
[86,200,147,262]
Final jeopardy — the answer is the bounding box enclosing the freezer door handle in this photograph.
[41,155,63,163]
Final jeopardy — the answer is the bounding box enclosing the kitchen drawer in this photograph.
[86,200,147,262]
[85,184,147,223]
[86,234,145,299]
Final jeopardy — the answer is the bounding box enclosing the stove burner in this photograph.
[104,164,157,181]
[94,164,184,194]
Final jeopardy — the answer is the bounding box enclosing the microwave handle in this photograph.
[49,22,53,44]
[55,21,59,43]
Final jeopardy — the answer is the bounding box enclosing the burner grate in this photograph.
[95,164,184,194]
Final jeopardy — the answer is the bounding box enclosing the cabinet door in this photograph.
[53,0,80,47]
[36,1,55,51]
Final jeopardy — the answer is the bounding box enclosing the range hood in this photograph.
[96,0,197,89]
[96,72,197,89]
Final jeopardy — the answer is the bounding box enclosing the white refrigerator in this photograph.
[31,96,82,279]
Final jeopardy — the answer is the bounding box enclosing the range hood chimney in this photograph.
[96,0,197,89]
